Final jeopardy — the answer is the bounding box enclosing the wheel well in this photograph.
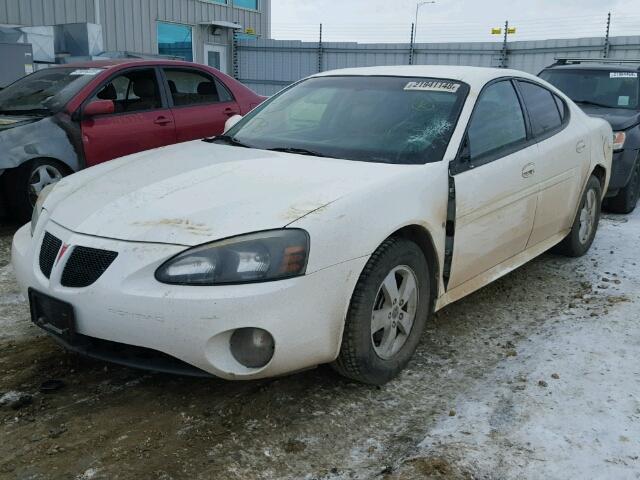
[592,165,606,191]
[391,225,440,309]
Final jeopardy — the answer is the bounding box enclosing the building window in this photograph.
[234,0,258,10]
[157,22,193,62]
[200,0,227,4]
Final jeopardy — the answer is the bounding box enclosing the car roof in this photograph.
[49,59,209,70]
[311,65,541,89]
[543,63,640,72]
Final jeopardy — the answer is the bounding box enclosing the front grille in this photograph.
[39,232,62,279]
[60,246,118,288]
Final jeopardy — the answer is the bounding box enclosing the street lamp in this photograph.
[414,1,436,44]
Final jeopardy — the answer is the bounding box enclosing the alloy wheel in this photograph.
[579,188,598,245]
[28,164,63,206]
[371,265,419,360]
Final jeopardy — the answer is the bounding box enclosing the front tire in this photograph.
[3,160,67,222]
[332,237,431,385]
[554,175,602,257]
[604,156,640,214]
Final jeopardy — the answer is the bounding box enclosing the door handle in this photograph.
[223,107,239,116]
[576,140,587,153]
[154,116,173,126]
[522,163,536,178]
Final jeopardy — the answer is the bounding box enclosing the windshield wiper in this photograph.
[267,147,332,158]
[206,134,252,148]
[573,99,612,109]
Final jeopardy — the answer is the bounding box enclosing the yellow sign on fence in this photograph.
[491,27,516,35]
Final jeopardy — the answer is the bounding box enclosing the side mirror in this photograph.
[83,99,114,118]
[224,114,243,133]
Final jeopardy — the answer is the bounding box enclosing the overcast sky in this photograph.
[271,0,639,43]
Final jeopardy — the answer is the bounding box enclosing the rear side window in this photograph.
[467,80,527,161]
[518,81,563,137]
[553,95,566,121]
[164,69,233,107]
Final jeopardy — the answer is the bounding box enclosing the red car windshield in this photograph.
[0,67,103,115]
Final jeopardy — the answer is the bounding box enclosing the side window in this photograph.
[164,68,232,107]
[553,94,566,121]
[467,81,527,161]
[92,69,161,113]
[518,81,563,136]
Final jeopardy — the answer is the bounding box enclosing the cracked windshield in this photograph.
[226,76,469,164]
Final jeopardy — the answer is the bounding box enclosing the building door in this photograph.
[204,44,228,74]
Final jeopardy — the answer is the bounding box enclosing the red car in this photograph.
[0,59,265,220]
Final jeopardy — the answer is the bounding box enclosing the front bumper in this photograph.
[12,218,367,380]
[607,148,639,196]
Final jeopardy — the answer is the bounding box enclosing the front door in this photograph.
[448,79,538,290]
[162,67,240,142]
[81,68,177,167]
[204,44,228,74]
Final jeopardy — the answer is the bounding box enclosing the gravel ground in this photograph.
[0,210,639,480]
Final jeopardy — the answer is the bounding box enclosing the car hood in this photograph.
[47,141,408,246]
[578,105,640,131]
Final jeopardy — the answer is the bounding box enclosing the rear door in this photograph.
[448,79,538,290]
[161,67,240,142]
[81,67,177,167]
[516,80,586,247]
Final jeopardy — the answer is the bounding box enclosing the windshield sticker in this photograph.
[404,81,461,93]
[618,96,630,106]
[610,72,638,79]
[70,68,102,76]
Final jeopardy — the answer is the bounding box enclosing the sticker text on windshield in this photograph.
[404,81,461,93]
[70,68,103,76]
[610,72,638,79]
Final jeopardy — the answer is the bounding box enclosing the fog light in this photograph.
[230,328,275,368]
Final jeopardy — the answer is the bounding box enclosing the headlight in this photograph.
[155,229,309,285]
[30,184,55,236]
[613,131,626,151]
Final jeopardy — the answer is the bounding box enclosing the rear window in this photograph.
[517,81,563,137]
[540,68,639,110]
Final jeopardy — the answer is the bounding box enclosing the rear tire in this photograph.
[604,156,640,214]
[554,175,602,257]
[332,237,431,385]
[2,160,67,223]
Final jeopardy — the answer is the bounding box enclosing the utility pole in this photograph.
[409,23,415,65]
[413,1,436,45]
[603,12,611,58]
[232,30,239,80]
[500,20,509,68]
[318,23,324,73]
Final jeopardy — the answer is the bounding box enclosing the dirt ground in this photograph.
[1,210,639,480]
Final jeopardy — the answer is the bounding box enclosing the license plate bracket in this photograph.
[28,289,76,343]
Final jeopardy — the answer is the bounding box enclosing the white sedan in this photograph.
[12,66,613,384]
